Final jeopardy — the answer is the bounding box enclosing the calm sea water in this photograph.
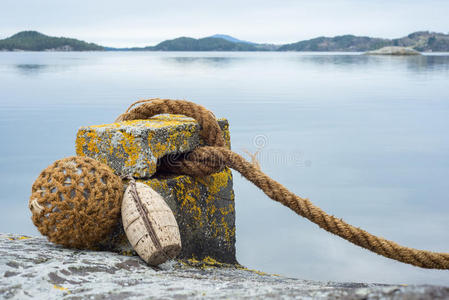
[1,52,448,285]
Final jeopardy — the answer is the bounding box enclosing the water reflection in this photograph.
[5,53,449,77]
[163,56,239,68]
[13,63,72,76]
[287,53,449,73]
[14,64,49,75]
[405,55,449,72]
[291,54,371,67]
[160,53,449,76]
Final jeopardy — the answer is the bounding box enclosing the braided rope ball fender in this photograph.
[29,156,123,249]
[118,98,449,269]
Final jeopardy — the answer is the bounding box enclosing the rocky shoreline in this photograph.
[1,234,448,299]
[364,46,421,56]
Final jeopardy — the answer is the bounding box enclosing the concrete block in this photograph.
[105,168,236,263]
[76,115,236,263]
[76,114,231,178]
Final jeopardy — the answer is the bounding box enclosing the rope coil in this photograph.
[117,98,449,270]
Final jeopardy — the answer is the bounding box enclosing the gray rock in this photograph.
[1,234,448,299]
[364,46,421,55]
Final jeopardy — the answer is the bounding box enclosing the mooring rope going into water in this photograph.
[117,98,449,269]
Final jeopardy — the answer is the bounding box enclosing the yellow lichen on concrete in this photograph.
[140,167,235,246]
[77,114,235,262]
[147,124,196,159]
[7,235,31,241]
[76,130,98,155]
[202,256,226,267]
[117,131,140,167]
[134,169,235,262]
[143,174,205,227]
[197,168,233,202]
[76,115,229,178]
[143,176,169,193]
[218,119,231,149]
[75,131,86,156]
[53,285,70,292]
[180,256,274,276]
[85,131,99,153]
[89,115,197,130]
[181,256,232,269]
[120,250,135,257]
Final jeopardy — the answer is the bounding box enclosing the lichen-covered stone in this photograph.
[103,168,236,264]
[76,115,236,263]
[2,234,448,300]
[76,115,231,178]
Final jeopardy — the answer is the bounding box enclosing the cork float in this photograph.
[122,179,181,266]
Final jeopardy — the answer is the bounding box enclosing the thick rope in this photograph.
[117,98,449,269]
[116,98,224,148]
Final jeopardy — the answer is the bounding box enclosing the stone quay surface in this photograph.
[76,115,236,263]
[2,234,448,300]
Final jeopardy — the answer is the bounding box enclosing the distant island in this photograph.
[138,37,258,51]
[1,30,449,52]
[0,31,104,51]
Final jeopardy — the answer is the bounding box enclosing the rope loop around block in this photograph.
[117,98,449,270]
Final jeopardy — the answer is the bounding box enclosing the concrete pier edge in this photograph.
[1,234,448,299]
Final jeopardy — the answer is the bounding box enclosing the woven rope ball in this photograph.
[29,156,123,249]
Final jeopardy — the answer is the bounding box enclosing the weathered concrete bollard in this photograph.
[75,114,236,263]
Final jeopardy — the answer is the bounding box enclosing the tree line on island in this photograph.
[1,30,448,52]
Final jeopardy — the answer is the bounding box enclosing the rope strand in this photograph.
[117,98,449,269]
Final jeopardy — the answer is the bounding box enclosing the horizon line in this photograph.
[2,29,448,49]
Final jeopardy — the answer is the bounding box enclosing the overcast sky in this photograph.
[1,0,448,47]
